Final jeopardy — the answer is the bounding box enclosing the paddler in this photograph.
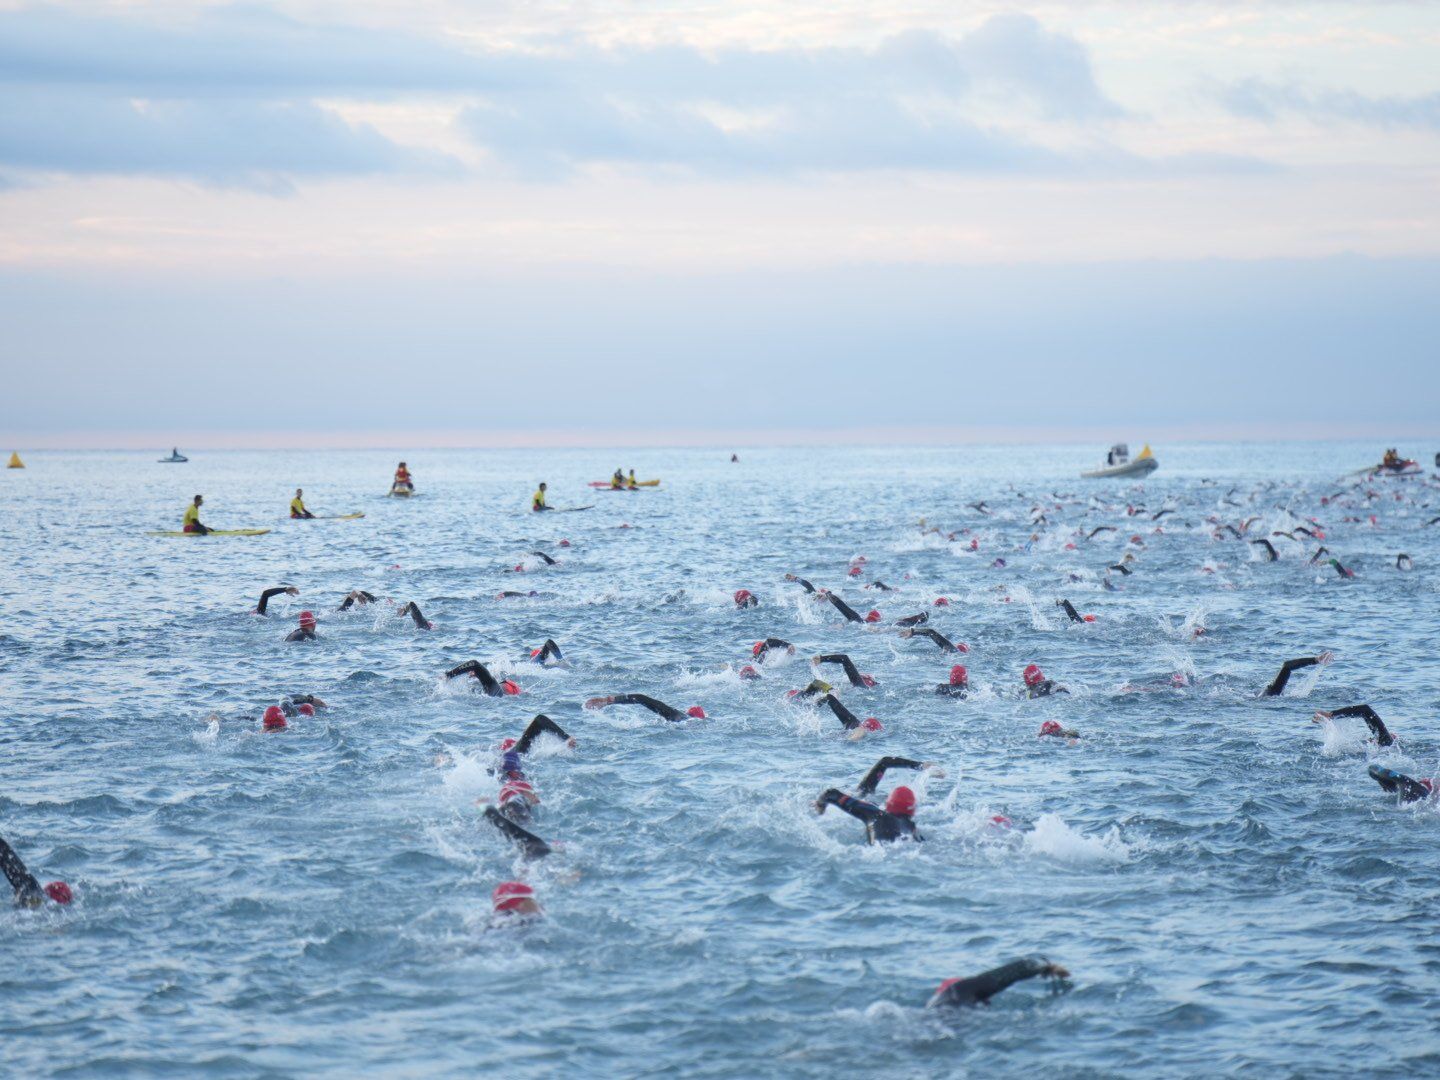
[182,495,210,535]
[532,482,550,512]
[627,469,638,489]
[290,488,315,519]
[392,462,413,493]
[611,468,625,490]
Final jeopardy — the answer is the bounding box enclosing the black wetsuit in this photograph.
[604,694,689,722]
[903,627,959,652]
[482,806,552,859]
[1024,681,1068,699]
[1263,657,1323,697]
[856,757,925,797]
[814,654,871,687]
[1,836,46,907]
[1368,765,1432,803]
[815,789,921,844]
[278,694,326,717]
[824,594,866,624]
[446,660,506,696]
[338,590,378,611]
[820,693,862,732]
[895,612,929,628]
[514,714,571,754]
[1329,704,1395,746]
[928,957,1061,1008]
[1057,599,1085,624]
[285,627,317,642]
[1250,539,1278,562]
[786,576,818,594]
[793,679,835,702]
[754,638,794,661]
[255,586,293,615]
[398,602,431,629]
[530,551,557,566]
[935,681,969,699]
[533,639,564,663]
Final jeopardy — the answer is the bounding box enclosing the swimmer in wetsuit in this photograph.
[823,593,879,624]
[900,627,963,652]
[285,610,318,642]
[926,957,1070,1008]
[818,693,883,738]
[1261,652,1333,697]
[1056,599,1088,624]
[491,881,542,920]
[1313,704,1396,746]
[529,639,565,665]
[290,488,315,519]
[338,590,378,611]
[895,612,930,628]
[397,601,433,630]
[734,589,760,608]
[482,806,552,859]
[446,661,521,696]
[1021,664,1068,699]
[584,694,705,721]
[814,783,922,844]
[783,574,818,594]
[255,585,299,614]
[1,835,72,908]
[751,638,796,662]
[812,654,877,687]
[1250,538,1278,562]
[936,665,970,698]
[1367,764,1434,803]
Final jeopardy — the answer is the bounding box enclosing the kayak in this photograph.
[1082,443,1158,479]
[589,480,660,488]
[389,487,416,497]
[294,512,366,521]
[1371,460,1421,477]
[159,454,188,463]
[148,529,270,537]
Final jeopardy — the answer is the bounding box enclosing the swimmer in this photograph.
[182,494,209,535]
[529,551,557,566]
[1326,557,1356,579]
[494,777,540,824]
[529,639,565,665]
[492,881,542,921]
[338,590,378,611]
[752,638,796,662]
[446,661,521,696]
[814,782,922,844]
[935,665,970,698]
[926,957,1071,1008]
[398,601,433,630]
[285,610,318,642]
[1057,599,1087,624]
[1396,553,1413,571]
[824,593,880,624]
[532,482,550,512]
[281,694,327,715]
[895,612,930,628]
[1038,719,1080,740]
[734,589,760,609]
[254,585,299,615]
[584,694,705,721]
[261,705,288,730]
[1261,652,1333,697]
[1086,526,1116,540]
[783,574,818,594]
[482,806,552,859]
[1367,764,1434,803]
[812,654,877,688]
[854,756,942,797]
[818,693,883,739]
[499,714,576,759]
[1250,538,1278,562]
[1313,704,1396,747]
[899,627,963,653]
[290,488,315,519]
[1021,664,1069,698]
[1,835,73,908]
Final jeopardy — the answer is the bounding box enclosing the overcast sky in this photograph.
[2,1,1438,446]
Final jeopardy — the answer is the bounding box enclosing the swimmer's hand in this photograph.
[1316,651,1335,665]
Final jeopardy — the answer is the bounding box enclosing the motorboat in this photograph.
[1081,443,1158,479]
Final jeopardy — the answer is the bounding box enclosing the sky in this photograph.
[1,0,1438,448]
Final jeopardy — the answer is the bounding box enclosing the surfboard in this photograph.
[389,488,416,497]
[557,505,594,513]
[314,512,365,520]
[148,529,271,537]
[588,480,660,488]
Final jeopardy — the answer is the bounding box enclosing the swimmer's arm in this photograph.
[785,575,817,593]
[399,601,432,630]
[820,694,860,731]
[536,639,563,662]
[814,654,864,686]
[613,693,685,721]
[918,628,957,650]
[815,788,881,823]
[856,757,926,797]
[1263,654,1329,697]
[482,807,551,859]
[531,551,557,565]
[445,661,500,694]
[515,714,575,753]
[930,957,1065,1008]
[1326,704,1394,746]
[1057,600,1083,624]
[826,594,864,623]
[762,638,794,653]
[256,585,297,615]
[0,837,44,906]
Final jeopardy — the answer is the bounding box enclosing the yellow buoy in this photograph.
[7,452,23,469]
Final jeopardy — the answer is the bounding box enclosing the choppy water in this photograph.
[3,443,1440,1078]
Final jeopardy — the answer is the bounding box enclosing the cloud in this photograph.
[1219,79,1440,130]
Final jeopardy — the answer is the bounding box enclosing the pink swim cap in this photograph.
[492,881,536,912]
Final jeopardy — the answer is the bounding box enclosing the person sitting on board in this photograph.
[532,482,550,512]
[814,780,923,844]
[584,694,705,722]
[1368,764,1434,803]
[927,957,1071,1009]
[255,585,299,615]
[1313,704,1397,747]
[1021,664,1069,698]
[627,469,639,490]
[182,495,209,535]
[2,834,74,909]
[445,660,521,696]
[285,610,318,642]
[1261,652,1333,697]
[611,468,625,490]
[392,462,413,493]
[290,488,315,519]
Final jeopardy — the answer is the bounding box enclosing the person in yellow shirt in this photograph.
[626,469,638,490]
[290,488,315,519]
[532,482,550,512]
[182,495,209,535]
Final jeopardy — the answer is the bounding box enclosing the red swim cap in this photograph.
[263,705,287,730]
[969,539,979,550]
[1023,664,1044,687]
[1039,720,1063,737]
[297,703,315,717]
[530,647,542,658]
[687,706,706,719]
[860,717,883,732]
[734,589,753,605]
[885,786,916,816]
[499,780,535,803]
[848,566,862,577]
[1083,614,1096,622]
[949,665,968,686]
[513,565,525,573]
[752,641,765,657]
[501,680,521,696]
[990,815,1012,828]
[933,597,950,606]
[955,642,970,653]
[492,881,535,912]
[44,881,72,905]
[739,665,759,680]
[498,738,517,751]
[298,610,316,628]
[864,609,881,623]
[785,689,799,699]
[559,539,571,547]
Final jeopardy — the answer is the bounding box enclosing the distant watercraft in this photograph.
[148,529,270,538]
[1081,443,1158,479]
[589,479,660,488]
[7,451,23,469]
[159,448,188,463]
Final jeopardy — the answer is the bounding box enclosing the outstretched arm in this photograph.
[0,837,45,906]
[446,660,501,695]
[928,957,1068,1008]
[399,601,433,630]
[482,807,551,859]
[1057,599,1084,624]
[531,550,557,566]
[785,574,817,593]
[813,788,882,823]
[906,627,957,651]
[256,586,297,615]
[820,693,860,731]
[607,693,686,721]
[814,654,865,686]
[856,756,926,796]
[1263,654,1329,697]
[515,714,575,753]
[825,594,864,623]
[1325,704,1395,746]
